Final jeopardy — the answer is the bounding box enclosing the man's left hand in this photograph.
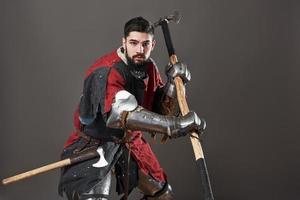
[165,62,191,83]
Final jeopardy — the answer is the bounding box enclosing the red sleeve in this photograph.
[104,67,126,113]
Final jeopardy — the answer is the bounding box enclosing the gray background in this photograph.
[0,0,299,199]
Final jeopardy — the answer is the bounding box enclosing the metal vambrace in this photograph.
[125,107,199,138]
[106,90,205,139]
[163,81,177,99]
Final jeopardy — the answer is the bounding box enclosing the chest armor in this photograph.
[115,61,148,106]
[82,61,149,139]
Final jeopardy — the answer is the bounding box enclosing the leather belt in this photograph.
[73,131,100,154]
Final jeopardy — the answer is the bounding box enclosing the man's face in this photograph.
[122,31,156,66]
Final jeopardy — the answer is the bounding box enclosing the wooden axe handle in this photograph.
[2,159,71,185]
[171,52,214,199]
[170,54,204,160]
[2,149,99,185]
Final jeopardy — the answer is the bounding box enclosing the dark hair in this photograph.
[124,17,154,38]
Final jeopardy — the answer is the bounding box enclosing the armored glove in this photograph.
[164,62,191,98]
[170,111,206,138]
[165,62,191,83]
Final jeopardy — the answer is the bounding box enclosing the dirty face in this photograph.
[122,31,156,66]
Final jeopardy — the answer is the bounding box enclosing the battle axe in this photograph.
[154,11,215,200]
[2,146,108,185]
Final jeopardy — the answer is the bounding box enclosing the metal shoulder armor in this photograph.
[106,90,138,128]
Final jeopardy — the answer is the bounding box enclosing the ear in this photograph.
[151,39,156,51]
[122,37,126,48]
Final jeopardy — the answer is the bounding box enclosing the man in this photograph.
[58,16,206,200]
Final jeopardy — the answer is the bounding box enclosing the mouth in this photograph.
[133,55,145,63]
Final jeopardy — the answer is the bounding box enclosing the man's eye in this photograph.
[129,41,138,45]
[142,42,150,47]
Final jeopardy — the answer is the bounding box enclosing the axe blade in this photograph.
[153,10,182,27]
[92,147,108,168]
[167,10,181,24]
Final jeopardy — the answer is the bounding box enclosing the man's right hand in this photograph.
[171,111,206,139]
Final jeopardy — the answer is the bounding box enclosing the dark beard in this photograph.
[125,53,149,79]
[125,53,148,68]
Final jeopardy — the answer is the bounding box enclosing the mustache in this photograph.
[133,54,145,59]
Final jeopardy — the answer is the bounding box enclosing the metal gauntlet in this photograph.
[164,62,191,98]
[107,90,206,139]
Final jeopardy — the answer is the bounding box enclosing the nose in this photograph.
[137,43,144,53]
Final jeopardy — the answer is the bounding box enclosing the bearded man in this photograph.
[58,16,206,200]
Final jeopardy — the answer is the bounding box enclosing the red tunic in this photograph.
[64,49,166,182]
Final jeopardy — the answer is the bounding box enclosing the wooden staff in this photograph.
[156,12,214,200]
[2,148,99,185]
